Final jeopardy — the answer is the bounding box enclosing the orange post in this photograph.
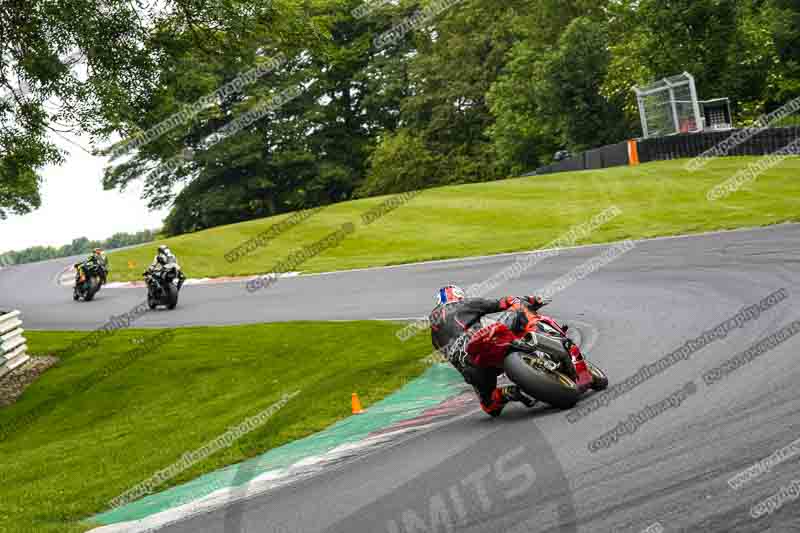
[351,392,364,414]
[628,139,640,166]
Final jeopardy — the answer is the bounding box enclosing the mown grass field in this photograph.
[107,156,800,281]
[0,322,429,532]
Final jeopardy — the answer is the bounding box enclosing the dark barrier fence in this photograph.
[536,141,629,175]
[533,126,800,175]
[637,125,800,162]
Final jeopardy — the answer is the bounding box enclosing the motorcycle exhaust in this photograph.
[522,331,588,385]
[522,331,570,359]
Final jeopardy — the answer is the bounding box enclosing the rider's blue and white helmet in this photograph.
[435,285,465,306]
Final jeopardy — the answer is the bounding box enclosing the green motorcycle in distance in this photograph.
[73,261,105,302]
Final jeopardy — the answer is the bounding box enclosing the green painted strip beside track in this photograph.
[93,363,465,525]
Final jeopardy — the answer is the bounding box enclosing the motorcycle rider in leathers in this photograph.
[429,285,574,417]
[76,248,109,285]
[145,245,186,291]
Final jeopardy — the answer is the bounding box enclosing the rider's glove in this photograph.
[528,295,552,309]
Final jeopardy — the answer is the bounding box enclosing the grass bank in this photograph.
[0,322,429,532]
[107,156,800,282]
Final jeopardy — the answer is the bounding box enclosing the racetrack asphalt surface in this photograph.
[3,224,800,532]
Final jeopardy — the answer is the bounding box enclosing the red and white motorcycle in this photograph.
[467,311,608,409]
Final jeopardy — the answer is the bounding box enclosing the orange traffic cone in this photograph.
[351,392,364,414]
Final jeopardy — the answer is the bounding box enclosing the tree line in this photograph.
[2,0,799,236]
[0,230,158,267]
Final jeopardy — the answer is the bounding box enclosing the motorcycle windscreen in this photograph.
[466,322,517,369]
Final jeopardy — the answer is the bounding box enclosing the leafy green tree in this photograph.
[7,0,798,234]
[536,17,630,151]
[356,129,442,196]
[603,0,791,126]
[389,0,527,187]
[767,0,800,102]
[140,0,416,234]
[0,0,157,218]
[489,10,626,171]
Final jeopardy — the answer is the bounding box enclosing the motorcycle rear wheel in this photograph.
[504,352,580,409]
[84,278,99,301]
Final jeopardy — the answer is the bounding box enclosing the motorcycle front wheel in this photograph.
[166,283,178,310]
[504,352,580,409]
[147,287,158,309]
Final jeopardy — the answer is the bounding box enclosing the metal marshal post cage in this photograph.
[633,72,734,139]
[634,72,703,138]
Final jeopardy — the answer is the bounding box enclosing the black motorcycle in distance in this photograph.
[144,262,182,310]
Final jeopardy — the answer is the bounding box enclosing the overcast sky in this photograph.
[0,133,171,255]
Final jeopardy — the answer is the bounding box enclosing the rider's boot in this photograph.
[480,388,507,417]
[481,386,536,416]
[502,385,537,408]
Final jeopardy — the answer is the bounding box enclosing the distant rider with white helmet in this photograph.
[146,245,186,291]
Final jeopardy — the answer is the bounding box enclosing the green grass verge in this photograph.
[0,322,430,532]
[106,156,800,282]
[775,116,800,127]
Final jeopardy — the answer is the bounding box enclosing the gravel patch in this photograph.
[0,356,59,407]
